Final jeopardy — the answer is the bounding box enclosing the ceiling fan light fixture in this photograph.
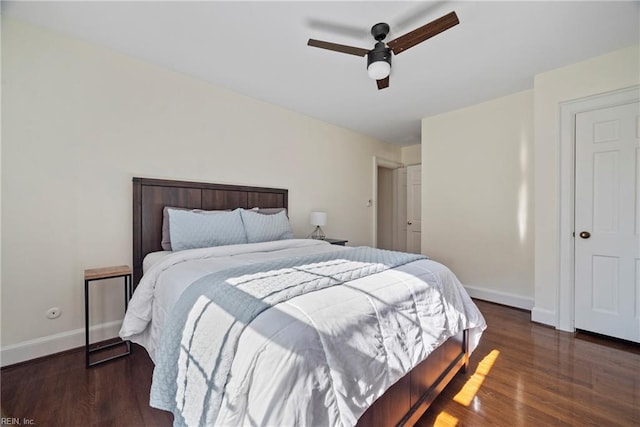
[367,61,391,80]
[367,43,392,80]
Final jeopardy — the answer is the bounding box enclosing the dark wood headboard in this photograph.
[132,177,288,286]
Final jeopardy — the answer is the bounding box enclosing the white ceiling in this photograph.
[3,1,639,146]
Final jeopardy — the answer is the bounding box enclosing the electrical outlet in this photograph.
[46,307,62,319]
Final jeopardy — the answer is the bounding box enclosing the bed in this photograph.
[121,177,486,426]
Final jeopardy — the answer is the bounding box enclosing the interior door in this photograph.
[406,165,422,254]
[392,167,407,252]
[574,101,640,342]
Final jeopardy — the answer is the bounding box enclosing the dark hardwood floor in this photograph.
[417,301,640,427]
[1,300,638,426]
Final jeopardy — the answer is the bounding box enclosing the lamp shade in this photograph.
[309,211,327,227]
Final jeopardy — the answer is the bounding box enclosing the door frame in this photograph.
[372,156,404,248]
[557,85,639,332]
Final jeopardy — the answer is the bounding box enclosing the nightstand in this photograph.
[84,265,132,367]
[324,238,348,246]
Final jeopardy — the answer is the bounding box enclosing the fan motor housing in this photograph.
[367,42,392,68]
[371,22,390,41]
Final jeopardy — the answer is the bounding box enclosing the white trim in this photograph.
[1,320,122,367]
[558,86,640,332]
[376,157,403,169]
[463,284,534,311]
[531,307,558,326]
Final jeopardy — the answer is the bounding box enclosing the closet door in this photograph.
[574,101,639,343]
[406,165,422,254]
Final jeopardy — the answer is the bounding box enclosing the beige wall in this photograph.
[401,144,421,166]
[532,45,640,325]
[1,19,401,363]
[421,90,534,307]
[419,44,639,319]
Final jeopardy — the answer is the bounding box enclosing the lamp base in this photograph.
[311,226,325,240]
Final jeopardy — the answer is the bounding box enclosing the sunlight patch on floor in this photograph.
[434,410,459,427]
[453,349,500,407]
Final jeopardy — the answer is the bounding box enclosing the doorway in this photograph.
[373,157,408,251]
[377,166,395,250]
[372,157,422,253]
[558,86,640,341]
[406,165,422,254]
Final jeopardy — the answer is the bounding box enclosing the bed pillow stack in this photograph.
[161,206,231,250]
[167,208,248,251]
[239,209,294,243]
[165,207,294,251]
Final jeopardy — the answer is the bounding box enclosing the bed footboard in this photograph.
[356,329,469,427]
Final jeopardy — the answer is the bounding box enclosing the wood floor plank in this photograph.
[1,299,638,426]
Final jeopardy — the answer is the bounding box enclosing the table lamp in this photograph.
[309,211,327,240]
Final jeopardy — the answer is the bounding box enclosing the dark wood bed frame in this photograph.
[132,177,469,426]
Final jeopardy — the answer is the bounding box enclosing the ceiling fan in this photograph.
[307,11,459,90]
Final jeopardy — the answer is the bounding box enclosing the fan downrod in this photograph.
[371,23,390,42]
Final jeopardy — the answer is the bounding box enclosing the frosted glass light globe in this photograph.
[367,61,391,80]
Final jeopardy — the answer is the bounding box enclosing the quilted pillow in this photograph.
[240,208,294,243]
[250,207,287,216]
[168,208,247,251]
[161,206,229,250]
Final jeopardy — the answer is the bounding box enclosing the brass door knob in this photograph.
[579,231,591,239]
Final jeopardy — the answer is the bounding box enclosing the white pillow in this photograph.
[240,209,294,243]
[168,208,247,251]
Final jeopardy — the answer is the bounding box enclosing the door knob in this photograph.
[407,221,412,226]
[579,231,591,239]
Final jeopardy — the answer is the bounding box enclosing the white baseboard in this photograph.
[531,307,557,327]
[1,320,122,367]
[463,284,534,311]
[0,288,552,367]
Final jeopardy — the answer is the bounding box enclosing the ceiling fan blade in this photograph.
[307,18,369,40]
[387,11,459,55]
[307,39,370,57]
[377,76,390,90]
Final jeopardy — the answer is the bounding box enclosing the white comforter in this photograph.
[120,239,486,426]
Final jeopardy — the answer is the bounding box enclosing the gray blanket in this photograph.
[150,246,426,426]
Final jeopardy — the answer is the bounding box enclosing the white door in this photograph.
[574,101,640,343]
[406,165,422,254]
[392,167,407,252]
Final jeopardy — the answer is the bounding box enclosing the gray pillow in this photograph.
[161,206,228,250]
[250,207,288,216]
[168,208,247,251]
[240,209,294,243]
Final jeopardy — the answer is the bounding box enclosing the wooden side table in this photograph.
[84,265,132,367]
